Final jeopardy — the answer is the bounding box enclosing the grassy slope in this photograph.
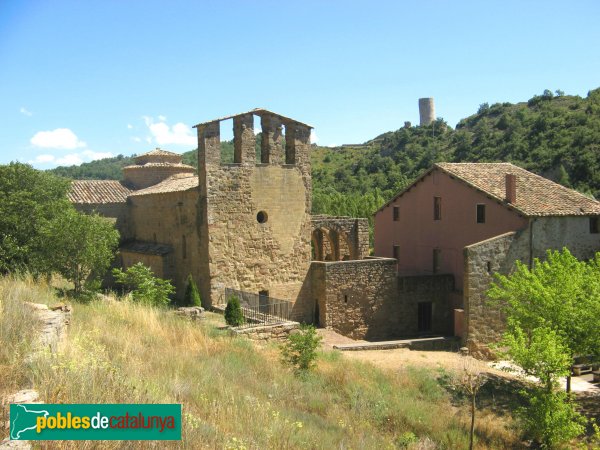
[0,278,521,449]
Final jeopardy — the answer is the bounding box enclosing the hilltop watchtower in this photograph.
[418,97,435,126]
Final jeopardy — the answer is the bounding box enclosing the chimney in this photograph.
[505,173,517,203]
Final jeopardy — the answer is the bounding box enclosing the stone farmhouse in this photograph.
[374,162,600,354]
[69,109,600,350]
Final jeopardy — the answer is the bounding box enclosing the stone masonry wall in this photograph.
[74,203,132,241]
[197,115,313,309]
[127,189,200,298]
[311,258,454,340]
[464,217,600,357]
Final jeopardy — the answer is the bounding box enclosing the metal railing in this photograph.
[222,288,294,329]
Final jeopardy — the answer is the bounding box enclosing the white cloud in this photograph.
[158,115,167,122]
[81,150,113,160]
[30,154,55,163]
[20,107,32,117]
[142,116,196,146]
[29,150,113,167]
[127,124,133,129]
[310,130,319,144]
[132,137,142,143]
[30,128,86,150]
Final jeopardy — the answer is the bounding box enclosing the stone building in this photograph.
[70,109,425,340]
[375,162,600,354]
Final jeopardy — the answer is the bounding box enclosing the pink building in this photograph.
[375,163,600,341]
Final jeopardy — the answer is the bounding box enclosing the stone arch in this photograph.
[311,227,338,261]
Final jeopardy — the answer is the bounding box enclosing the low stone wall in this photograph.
[229,322,300,341]
[311,258,454,340]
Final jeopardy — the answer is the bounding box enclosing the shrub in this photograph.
[519,388,586,447]
[224,295,244,326]
[280,324,322,373]
[112,263,174,306]
[181,274,201,307]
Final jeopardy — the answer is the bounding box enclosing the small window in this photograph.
[344,294,348,304]
[590,217,599,234]
[486,261,492,274]
[392,245,400,261]
[393,206,399,221]
[257,211,268,223]
[476,204,486,224]
[432,248,441,274]
[433,197,442,220]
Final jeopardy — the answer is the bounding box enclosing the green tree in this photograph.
[488,249,600,377]
[112,263,175,306]
[181,274,202,307]
[224,295,244,327]
[280,324,323,373]
[41,209,119,296]
[0,163,71,274]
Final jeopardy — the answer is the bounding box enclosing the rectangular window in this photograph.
[433,197,442,220]
[392,245,400,260]
[393,206,399,221]
[590,217,599,234]
[476,204,486,224]
[432,248,441,274]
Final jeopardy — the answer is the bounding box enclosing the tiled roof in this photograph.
[139,148,180,157]
[436,163,600,216]
[128,174,198,197]
[69,180,131,204]
[120,241,172,256]
[376,163,600,217]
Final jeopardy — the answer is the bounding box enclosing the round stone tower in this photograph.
[123,148,195,190]
[418,97,435,126]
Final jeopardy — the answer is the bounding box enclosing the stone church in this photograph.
[70,109,406,339]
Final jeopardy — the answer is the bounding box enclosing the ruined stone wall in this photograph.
[311,216,370,260]
[126,189,200,298]
[197,114,313,309]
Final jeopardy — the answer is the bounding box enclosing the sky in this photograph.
[1,1,599,168]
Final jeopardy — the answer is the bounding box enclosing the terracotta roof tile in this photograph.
[69,180,131,204]
[436,162,600,216]
[129,174,198,197]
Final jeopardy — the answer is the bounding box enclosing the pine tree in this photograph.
[182,274,201,307]
[224,295,244,326]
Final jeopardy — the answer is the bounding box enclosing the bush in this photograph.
[224,295,244,326]
[181,274,201,307]
[280,324,322,373]
[112,263,174,307]
[519,388,586,447]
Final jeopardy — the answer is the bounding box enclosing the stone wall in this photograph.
[126,189,200,298]
[230,322,300,341]
[123,165,195,190]
[464,217,600,357]
[310,258,454,340]
[196,114,313,309]
[311,216,370,260]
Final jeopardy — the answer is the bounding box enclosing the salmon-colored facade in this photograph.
[374,168,528,291]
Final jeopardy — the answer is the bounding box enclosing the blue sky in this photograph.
[1,1,599,168]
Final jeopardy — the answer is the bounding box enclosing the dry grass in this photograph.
[1,277,523,449]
